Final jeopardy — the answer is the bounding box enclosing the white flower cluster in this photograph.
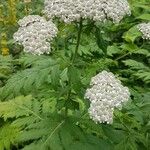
[85,71,130,124]
[13,15,58,55]
[43,0,131,23]
[138,22,150,40]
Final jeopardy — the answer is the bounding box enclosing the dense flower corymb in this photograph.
[137,22,150,40]
[13,15,58,55]
[85,71,130,124]
[43,0,131,23]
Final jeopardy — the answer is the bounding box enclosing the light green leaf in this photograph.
[0,124,20,150]
[123,26,142,43]
[123,59,149,70]
[137,14,150,21]
[107,45,121,57]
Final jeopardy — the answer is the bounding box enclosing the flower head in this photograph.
[85,71,130,124]
[13,15,58,55]
[89,102,114,124]
[43,0,131,23]
[137,22,150,40]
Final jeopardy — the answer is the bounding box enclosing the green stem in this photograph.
[72,19,83,63]
[115,52,131,61]
[64,85,71,117]
[64,19,83,118]
[44,120,65,145]
[64,19,83,117]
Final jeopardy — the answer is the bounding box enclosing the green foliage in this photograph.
[123,59,150,84]
[137,14,150,21]
[0,95,112,150]
[123,26,142,43]
[0,56,60,99]
[135,71,150,83]
[0,55,13,82]
[0,95,43,120]
[0,124,20,150]
[123,59,148,70]
[0,0,150,150]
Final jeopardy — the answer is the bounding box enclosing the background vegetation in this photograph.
[0,0,150,150]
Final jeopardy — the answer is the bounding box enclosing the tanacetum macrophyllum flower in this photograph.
[137,22,150,40]
[85,71,130,124]
[13,15,58,55]
[43,0,131,23]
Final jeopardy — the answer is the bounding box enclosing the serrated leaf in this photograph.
[51,65,61,89]
[123,26,142,43]
[0,124,20,150]
[68,66,82,94]
[107,45,121,57]
[1,58,58,99]
[121,43,138,52]
[0,95,42,121]
[123,59,149,70]
[133,49,149,56]
[135,71,150,83]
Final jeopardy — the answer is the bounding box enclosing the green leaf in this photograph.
[0,95,42,121]
[73,98,86,113]
[102,125,125,144]
[107,45,121,57]
[1,57,58,99]
[135,71,150,84]
[133,49,149,56]
[137,14,150,21]
[121,43,138,52]
[42,98,57,113]
[51,65,61,89]
[0,124,20,150]
[123,26,142,43]
[94,27,108,54]
[123,59,149,70]
[115,136,137,150]
[133,3,150,11]
[68,66,82,94]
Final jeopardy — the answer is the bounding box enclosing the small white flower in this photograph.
[137,22,150,40]
[43,0,131,23]
[85,70,130,124]
[89,102,114,124]
[13,15,58,55]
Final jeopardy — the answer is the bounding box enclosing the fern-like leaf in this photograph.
[0,55,13,80]
[135,71,150,84]
[122,59,150,83]
[0,124,20,150]
[0,95,113,150]
[0,95,42,121]
[123,59,149,70]
[0,57,59,99]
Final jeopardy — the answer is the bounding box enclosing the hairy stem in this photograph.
[65,19,83,117]
[72,18,83,63]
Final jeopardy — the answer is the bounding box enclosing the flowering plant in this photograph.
[0,0,150,150]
